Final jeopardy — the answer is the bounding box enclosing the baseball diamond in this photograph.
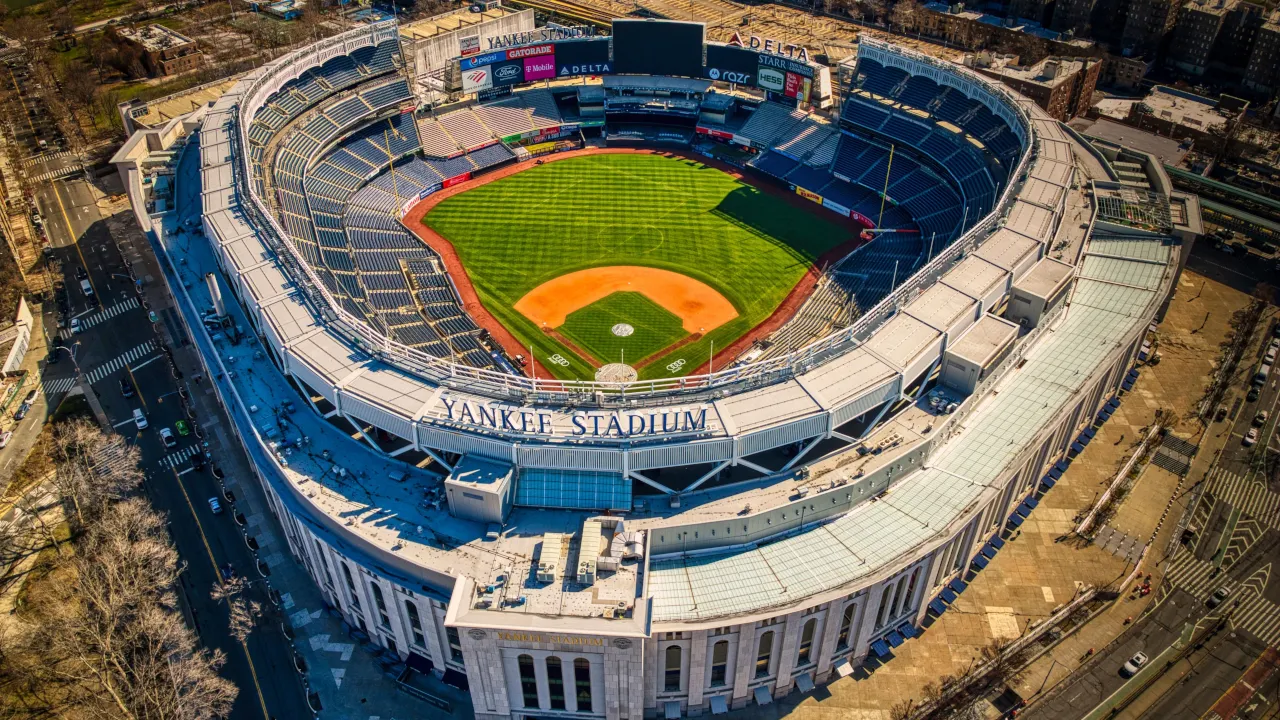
[128,16,1195,720]
[414,152,854,381]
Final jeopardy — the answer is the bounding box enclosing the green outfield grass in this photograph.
[424,153,852,381]
[559,292,688,366]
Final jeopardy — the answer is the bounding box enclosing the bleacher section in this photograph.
[243,44,549,371]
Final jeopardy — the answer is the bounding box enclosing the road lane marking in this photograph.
[166,468,271,720]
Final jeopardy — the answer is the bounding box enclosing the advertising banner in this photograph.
[696,127,732,139]
[850,209,875,228]
[461,50,507,71]
[553,38,612,77]
[526,141,557,155]
[479,86,513,102]
[522,54,556,81]
[462,66,493,93]
[459,33,481,57]
[443,172,472,189]
[822,198,851,217]
[757,66,785,92]
[507,43,554,60]
[401,196,416,216]
[491,59,526,86]
[796,186,823,204]
[399,103,415,114]
[704,44,758,85]
[784,71,803,99]
[501,132,524,144]
[731,134,751,147]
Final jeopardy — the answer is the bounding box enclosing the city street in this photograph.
[24,172,311,719]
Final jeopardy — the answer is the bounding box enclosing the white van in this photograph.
[80,279,93,298]
[132,408,148,430]
[1256,363,1272,386]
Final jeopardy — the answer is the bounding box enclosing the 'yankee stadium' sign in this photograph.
[488,26,591,50]
[437,395,710,437]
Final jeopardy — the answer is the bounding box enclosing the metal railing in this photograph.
[230,26,1037,408]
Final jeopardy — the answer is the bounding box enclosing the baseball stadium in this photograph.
[113,12,1197,720]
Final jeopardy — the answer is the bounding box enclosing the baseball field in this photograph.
[421,152,853,382]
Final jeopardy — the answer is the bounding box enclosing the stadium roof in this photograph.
[648,232,1172,622]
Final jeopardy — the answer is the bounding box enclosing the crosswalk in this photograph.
[1207,467,1280,526]
[82,342,157,385]
[23,150,76,168]
[1165,548,1234,602]
[42,376,77,394]
[27,165,83,184]
[59,299,140,339]
[1230,564,1280,647]
[158,445,203,470]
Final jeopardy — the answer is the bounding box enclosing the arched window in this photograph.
[837,603,857,650]
[517,654,539,709]
[664,645,682,692]
[797,619,817,666]
[710,641,729,687]
[901,567,922,615]
[755,631,774,678]
[574,658,593,713]
[546,657,565,710]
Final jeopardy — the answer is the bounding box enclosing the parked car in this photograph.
[1244,428,1259,446]
[13,403,30,421]
[23,389,37,404]
[1207,587,1230,609]
[1248,387,1261,402]
[159,427,177,449]
[1120,652,1149,677]
[1255,411,1270,427]
[0,431,12,448]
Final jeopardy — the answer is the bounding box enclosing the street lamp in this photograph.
[51,341,83,381]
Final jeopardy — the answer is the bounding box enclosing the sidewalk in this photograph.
[128,214,472,718]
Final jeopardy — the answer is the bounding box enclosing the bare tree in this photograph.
[5,498,237,719]
[51,419,144,525]
[211,576,264,644]
[890,0,924,33]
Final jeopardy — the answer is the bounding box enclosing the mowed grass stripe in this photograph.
[559,292,688,366]
[424,154,851,381]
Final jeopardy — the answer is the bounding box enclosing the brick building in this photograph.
[1243,11,1280,93]
[113,25,202,77]
[1210,2,1266,73]
[1122,0,1181,56]
[973,55,1103,120]
[1168,0,1234,75]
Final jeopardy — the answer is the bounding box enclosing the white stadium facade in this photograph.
[113,15,1201,720]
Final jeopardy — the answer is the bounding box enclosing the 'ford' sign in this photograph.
[493,62,524,85]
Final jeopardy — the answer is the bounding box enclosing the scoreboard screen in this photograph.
[612,19,705,77]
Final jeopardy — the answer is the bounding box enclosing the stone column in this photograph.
[687,631,708,713]
[773,612,803,694]
[731,627,756,709]
[815,599,844,678]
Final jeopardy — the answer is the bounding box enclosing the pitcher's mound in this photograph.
[595,363,638,384]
